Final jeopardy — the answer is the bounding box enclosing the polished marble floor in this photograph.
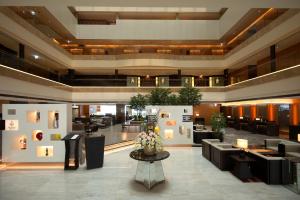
[0,147,299,200]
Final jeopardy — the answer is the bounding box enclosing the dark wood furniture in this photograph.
[230,155,256,181]
[62,133,81,170]
[248,150,288,184]
[289,125,300,141]
[193,130,213,144]
[85,135,105,169]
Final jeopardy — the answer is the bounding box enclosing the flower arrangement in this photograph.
[135,131,163,155]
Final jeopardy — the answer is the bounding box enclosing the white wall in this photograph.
[146,105,193,145]
[2,104,72,162]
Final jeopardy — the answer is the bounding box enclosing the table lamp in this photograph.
[236,139,248,158]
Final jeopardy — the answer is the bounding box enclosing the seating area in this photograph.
[202,138,300,187]
[226,117,279,136]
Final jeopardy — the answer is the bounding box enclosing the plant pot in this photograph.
[212,132,224,142]
[143,145,156,156]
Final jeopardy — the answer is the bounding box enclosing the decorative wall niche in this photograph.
[164,129,174,139]
[32,130,43,141]
[36,146,53,157]
[27,111,40,123]
[165,120,176,126]
[182,115,192,122]
[160,112,170,118]
[7,109,16,115]
[5,120,19,131]
[50,133,62,141]
[19,136,27,150]
[48,111,59,129]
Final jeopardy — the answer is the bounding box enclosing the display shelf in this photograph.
[19,136,27,150]
[37,146,53,157]
[5,120,19,131]
[27,111,40,123]
[50,133,62,141]
[48,111,59,129]
[32,130,43,141]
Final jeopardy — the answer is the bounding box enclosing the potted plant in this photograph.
[210,112,226,142]
[135,131,163,156]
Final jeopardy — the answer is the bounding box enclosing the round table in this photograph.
[130,149,170,189]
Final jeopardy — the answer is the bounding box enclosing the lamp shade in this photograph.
[298,134,300,142]
[237,139,248,149]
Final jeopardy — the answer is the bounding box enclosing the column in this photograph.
[270,45,276,72]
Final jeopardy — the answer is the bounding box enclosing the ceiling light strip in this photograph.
[0,64,72,88]
[227,8,274,45]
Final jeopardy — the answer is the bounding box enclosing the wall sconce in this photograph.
[236,139,248,149]
[164,129,174,139]
[298,134,300,142]
[239,116,244,119]
[227,115,231,118]
[195,113,200,117]
[19,136,27,150]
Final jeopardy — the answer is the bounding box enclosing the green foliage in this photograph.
[178,86,202,105]
[210,112,226,133]
[148,88,172,105]
[167,94,179,105]
[129,94,147,112]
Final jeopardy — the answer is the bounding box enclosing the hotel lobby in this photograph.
[0,0,300,199]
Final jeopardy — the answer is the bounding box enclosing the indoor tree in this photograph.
[148,88,172,105]
[178,86,202,105]
[129,94,148,120]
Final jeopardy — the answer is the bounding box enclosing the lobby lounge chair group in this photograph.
[202,139,300,193]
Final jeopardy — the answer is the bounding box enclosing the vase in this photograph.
[143,145,156,156]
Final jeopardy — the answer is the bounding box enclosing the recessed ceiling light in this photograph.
[33,55,39,59]
[30,10,36,16]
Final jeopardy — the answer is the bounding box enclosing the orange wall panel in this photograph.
[250,105,257,120]
[291,103,299,125]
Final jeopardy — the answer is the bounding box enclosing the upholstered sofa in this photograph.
[202,139,242,170]
[248,150,289,184]
[264,139,298,151]
[202,139,221,161]
[210,143,242,170]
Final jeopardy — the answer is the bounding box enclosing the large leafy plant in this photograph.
[129,93,147,116]
[178,86,202,105]
[148,88,172,105]
[210,112,226,133]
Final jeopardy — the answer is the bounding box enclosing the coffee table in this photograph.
[130,149,170,189]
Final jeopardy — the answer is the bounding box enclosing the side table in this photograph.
[130,150,170,189]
